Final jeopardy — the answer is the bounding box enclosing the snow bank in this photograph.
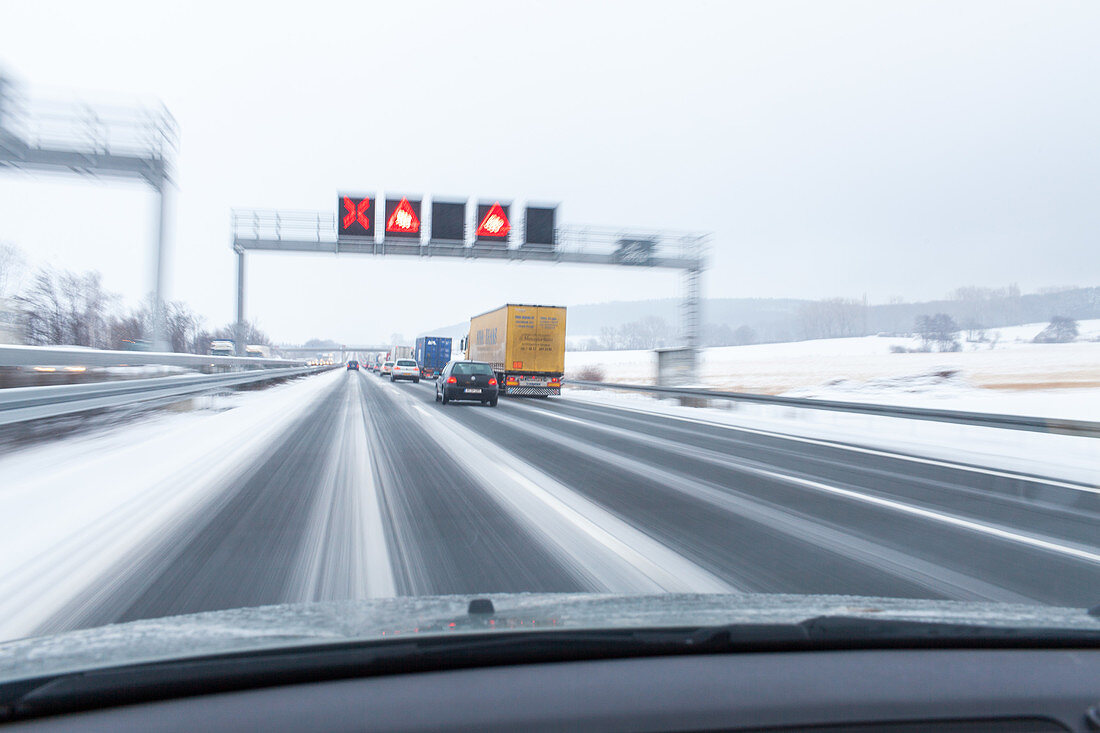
[0,369,343,642]
[560,388,1100,487]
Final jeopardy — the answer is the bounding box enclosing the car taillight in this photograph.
[488,378,497,385]
[447,376,457,383]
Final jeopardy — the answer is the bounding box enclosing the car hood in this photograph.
[1,592,1097,684]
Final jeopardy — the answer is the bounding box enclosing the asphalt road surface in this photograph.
[55,370,1100,632]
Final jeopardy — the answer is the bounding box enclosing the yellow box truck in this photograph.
[464,304,566,396]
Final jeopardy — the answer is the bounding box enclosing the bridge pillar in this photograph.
[151,186,170,351]
[235,247,246,355]
[682,262,703,381]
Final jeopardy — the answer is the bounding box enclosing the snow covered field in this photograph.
[566,319,1100,421]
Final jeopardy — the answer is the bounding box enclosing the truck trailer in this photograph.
[414,336,452,379]
[209,340,235,357]
[464,304,565,396]
[388,345,414,361]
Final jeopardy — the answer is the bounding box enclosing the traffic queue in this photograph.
[353,304,566,403]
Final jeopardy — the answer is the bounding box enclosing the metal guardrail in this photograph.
[568,381,1100,439]
[0,345,305,369]
[0,366,325,426]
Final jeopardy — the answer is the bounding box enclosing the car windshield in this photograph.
[0,0,1097,689]
[452,362,494,375]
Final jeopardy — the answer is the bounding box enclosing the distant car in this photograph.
[381,361,395,376]
[436,360,498,406]
[390,359,420,383]
[347,360,359,371]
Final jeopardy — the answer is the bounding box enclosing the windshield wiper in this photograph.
[2,616,1097,723]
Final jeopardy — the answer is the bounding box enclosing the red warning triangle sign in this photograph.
[386,197,420,233]
[477,202,510,237]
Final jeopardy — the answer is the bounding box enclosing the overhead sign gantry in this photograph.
[232,193,708,373]
[0,73,178,349]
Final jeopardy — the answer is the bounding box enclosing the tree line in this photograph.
[568,317,759,351]
[575,304,1084,352]
[0,243,269,353]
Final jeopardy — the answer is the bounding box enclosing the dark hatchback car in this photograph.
[436,361,498,406]
[347,360,359,370]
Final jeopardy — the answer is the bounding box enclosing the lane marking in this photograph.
[406,403,735,594]
[350,377,398,598]
[526,396,1100,495]
[490,408,1045,602]
[383,383,1100,566]
[286,382,350,600]
[489,406,1100,567]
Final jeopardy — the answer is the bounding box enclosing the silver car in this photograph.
[390,359,420,383]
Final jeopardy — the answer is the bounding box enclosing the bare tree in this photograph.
[1033,316,1078,343]
[0,242,26,299]
[214,320,271,346]
[702,323,734,347]
[915,313,960,352]
[733,325,757,345]
[110,310,147,350]
[165,301,203,353]
[18,268,65,346]
[9,258,286,353]
[702,323,757,347]
[960,318,986,343]
[61,271,114,348]
[798,298,864,340]
[599,325,620,350]
[606,317,673,350]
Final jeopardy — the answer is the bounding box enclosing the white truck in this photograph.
[209,340,236,356]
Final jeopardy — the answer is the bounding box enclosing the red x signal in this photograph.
[341,196,372,231]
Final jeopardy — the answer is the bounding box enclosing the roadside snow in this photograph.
[560,388,1099,487]
[0,369,343,642]
[566,319,1100,397]
[562,320,1100,481]
[782,372,1100,422]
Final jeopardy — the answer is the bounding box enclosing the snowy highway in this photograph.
[4,368,1099,640]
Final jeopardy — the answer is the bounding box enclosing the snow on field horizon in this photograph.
[565,319,1100,421]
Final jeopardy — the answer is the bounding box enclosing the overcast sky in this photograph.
[1,0,1098,343]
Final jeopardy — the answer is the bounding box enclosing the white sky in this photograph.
[1,0,1098,343]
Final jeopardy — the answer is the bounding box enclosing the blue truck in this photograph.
[414,336,452,379]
